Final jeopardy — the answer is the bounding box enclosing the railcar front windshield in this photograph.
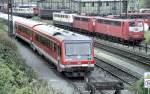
[129,21,143,32]
[65,42,91,56]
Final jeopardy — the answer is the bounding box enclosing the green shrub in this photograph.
[144,31,150,44]
[130,78,148,94]
[0,32,50,94]
[0,19,5,32]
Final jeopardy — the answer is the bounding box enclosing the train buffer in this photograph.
[87,81,124,94]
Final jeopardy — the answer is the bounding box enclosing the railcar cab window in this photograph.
[65,42,91,56]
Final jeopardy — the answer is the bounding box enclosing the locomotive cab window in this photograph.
[129,21,143,27]
[129,21,143,32]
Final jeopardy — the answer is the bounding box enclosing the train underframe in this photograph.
[63,66,94,77]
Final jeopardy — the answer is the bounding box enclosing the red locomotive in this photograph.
[53,12,145,43]
[94,17,144,42]
[121,13,150,27]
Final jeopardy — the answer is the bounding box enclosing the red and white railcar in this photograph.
[95,17,144,42]
[14,18,94,77]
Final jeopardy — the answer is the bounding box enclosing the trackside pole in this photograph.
[7,0,13,37]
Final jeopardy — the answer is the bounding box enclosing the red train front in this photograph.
[128,20,144,41]
[121,13,150,28]
[95,18,144,43]
[61,38,95,76]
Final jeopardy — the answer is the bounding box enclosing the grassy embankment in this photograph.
[144,31,150,43]
[0,20,63,94]
[130,78,149,94]
[0,19,5,32]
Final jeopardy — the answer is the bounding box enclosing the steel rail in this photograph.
[95,57,139,86]
[94,39,150,67]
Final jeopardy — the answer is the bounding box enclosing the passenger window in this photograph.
[113,21,121,26]
[75,17,80,21]
[82,18,89,22]
[97,19,103,23]
[58,46,61,56]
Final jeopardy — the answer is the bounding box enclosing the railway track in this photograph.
[66,56,138,94]
[64,77,91,94]
[94,39,150,67]
[95,57,139,86]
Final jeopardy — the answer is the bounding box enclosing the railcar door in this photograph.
[57,46,61,64]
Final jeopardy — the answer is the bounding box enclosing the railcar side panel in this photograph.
[95,20,124,39]
[15,22,32,43]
